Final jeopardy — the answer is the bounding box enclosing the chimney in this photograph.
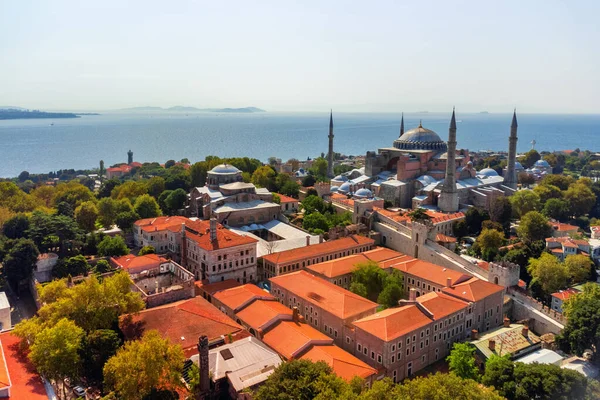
[503,317,510,327]
[471,329,479,340]
[292,306,299,322]
[446,277,453,288]
[522,326,529,337]
[409,288,417,301]
[197,335,210,394]
[319,234,323,243]
[210,217,217,242]
[306,236,311,246]
[488,339,496,352]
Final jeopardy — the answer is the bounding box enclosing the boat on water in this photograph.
[49,122,54,126]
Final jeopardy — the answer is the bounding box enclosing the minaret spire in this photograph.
[504,109,519,189]
[399,113,405,137]
[438,108,459,212]
[327,110,334,178]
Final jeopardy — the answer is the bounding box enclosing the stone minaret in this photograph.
[327,110,334,178]
[399,113,405,137]
[197,335,210,398]
[127,149,133,165]
[504,110,519,189]
[438,109,459,212]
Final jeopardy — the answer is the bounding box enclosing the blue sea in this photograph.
[0,112,599,178]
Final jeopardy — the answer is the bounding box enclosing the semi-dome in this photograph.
[210,163,241,174]
[354,188,373,198]
[393,123,448,151]
[333,175,348,182]
[535,159,550,168]
[515,162,524,170]
[330,186,340,192]
[338,182,352,193]
[478,167,499,177]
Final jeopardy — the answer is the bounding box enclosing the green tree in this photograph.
[352,261,388,302]
[349,282,368,298]
[134,194,161,219]
[517,211,552,244]
[310,158,328,179]
[280,180,300,198]
[145,176,166,198]
[565,182,596,217]
[564,254,592,284]
[408,208,432,224]
[53,181,95,209]
[103,330,184,400]
[543,198,570,221]
[465,207,489,235]
[112,180,148,201]
[446,342,479,381]
[189,161,208,187]
[56,201,74,218]
[138,245,156,256]
[251,165,277,190]
[53,254,89,278]
[527,253,569,295]
[477,228,504,261]
[94,259,111,274]
[115,211,140,232]
[533,184,562,204]
[164,159,176,169]
[510,190,541,218]
[99,160,105,178]
[98,235,129,257]
[520,149,541,168]
[97,197,118,228]
[80,329,121,384]
[377,283,403,308]
[29,318,85,400]
[272,193,281,204]
[394,372,504,400]
[303,212,330,233]
[541,174,575,191]
[255,359,349,400]
[559,283,600,359]
[0,181,38,212]
[164,188,187,214]
[2,238,39,288]
[2,213,30,239]
[302,195,329,215]
[302,175,316,187]
[75,201,99,232]
[452,220,468,238]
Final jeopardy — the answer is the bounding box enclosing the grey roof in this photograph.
[477,168,499,177]
[516,348,563,365]
[397,125,443,143]
[194,186,224,200]
[220,182,256,190]
[210,164,241,174]
[214,200,280,213]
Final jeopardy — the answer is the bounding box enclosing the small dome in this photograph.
[330,186,340,192]
[515,162,524,170]
[531,168,541,173]
[535,159,550,167]
[478,167,499,177]
[339,182,351,193]
[354,188,373,198]
[210,164,240,174]
[333,175,348,182]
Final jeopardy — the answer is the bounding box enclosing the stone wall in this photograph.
[506,287,565,335]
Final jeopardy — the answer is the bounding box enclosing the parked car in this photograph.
[73,386,86,398]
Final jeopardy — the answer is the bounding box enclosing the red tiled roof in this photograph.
[550,222,578,232]
[0,332,48,399]
[362,247,406,263]
[269,271,378,319]
[195,279,241,296]
[135,216,190,233]
[424,210,466,225]
[107,165,132,173]
[275,194,298,203]
[236,299,293,331]
[262,320,332,360]
[551,288,580,301]
[186,221,257,251]
[121,296,247,357]
[353,305,432,341]
[551,248,564,254]
[306,254,370,279]
[300,345,376,381]
[417,291,468,318]
[213,284,273,312]
[262,235,374,265]
[435,233,457,243]
[111,254,166,272]
[442,277,504,302]
[392,259,471,288]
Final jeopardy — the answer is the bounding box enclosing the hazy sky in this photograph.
[1,0,599,113]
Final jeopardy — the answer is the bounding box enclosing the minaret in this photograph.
[399,113,405,137]
[327,110,334,178]
[438,109,459,212]
[504,110,518,189]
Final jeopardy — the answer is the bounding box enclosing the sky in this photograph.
[1,0,599,113]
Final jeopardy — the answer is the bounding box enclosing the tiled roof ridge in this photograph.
[177,301,242,330]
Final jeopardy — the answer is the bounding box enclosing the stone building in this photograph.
[186,164,280,227]
[133,216,189,251]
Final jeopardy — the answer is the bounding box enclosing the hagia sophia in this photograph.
[328,110,520,212]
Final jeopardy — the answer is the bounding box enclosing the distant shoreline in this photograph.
[0,109,81,120]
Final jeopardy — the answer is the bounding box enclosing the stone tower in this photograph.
[127,149,133,165]
[504,110,519,189]
[197,335,210,398]
[399,113,405,137]
[488,261,520,288]
[438,109,459,212]
[327,110,334,178]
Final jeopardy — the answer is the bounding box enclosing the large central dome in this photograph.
[393,123,447,151]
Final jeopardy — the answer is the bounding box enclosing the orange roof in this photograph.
[424,210,465,225]
[135,216,190,233]
[269,271,378,319]
[306,254,370,278]
[107,164,132,173]
[546,237,588,247]
[300,345,376,381]
[362,247,406,263]
[551,248,564,254]
[0,341,10,391]
[275,194,298,203]
[236,299,293,331]
[435,233,457,243]
[551,288,580,301]
[477,261,490,271]
[442,277,504,302]
[378,255,416,269]
[417,291,468,318]
[262,320,332,359]
[213,284,273,312]
[121,296,247,357]
[262,235,374,265]
[353,305,432,341]
[185,221,257,251]
[111,254,166,271]
[550,221,578,232]
[195,279,241,296]
[0,332,48,399]
[392,259,471,287]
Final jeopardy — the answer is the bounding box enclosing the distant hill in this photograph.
[0,109,78,120]
[117,106,265,113]
[0,106,26,111]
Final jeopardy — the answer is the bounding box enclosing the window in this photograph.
[420,331,424,338]
[398,342,402,349]
[357,344,362,352]
[425,339,429,346]
[406,348,410,356]
[420,342,423,349]
[422,355,426,364]
[364,347,368,355]
[412,335,416,342]
[346,336,351,344]
[406,337,410,345]
[334,330,338,338]
[391,355,395,363]
[371,351,375,360]
[391,344,396,352]
[377,354,382,363]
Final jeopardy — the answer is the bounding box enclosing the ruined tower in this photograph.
[438,109,459,212]
[504,110,519,189]
[327,110,334,178]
